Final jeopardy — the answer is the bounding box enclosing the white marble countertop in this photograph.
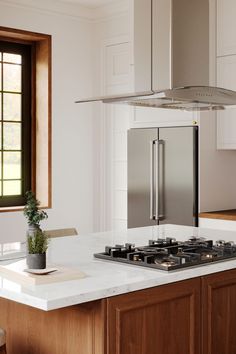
[1,224,236,311]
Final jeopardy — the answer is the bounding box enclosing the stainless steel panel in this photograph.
[128,128,158,228]
[152,0,209,91]
[172,0,209,88]
[133,0,152,93]
[158,126,198,226]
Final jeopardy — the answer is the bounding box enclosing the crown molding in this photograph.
[0,0,95,20]
[0,0,129,21]
[92,0,129,21]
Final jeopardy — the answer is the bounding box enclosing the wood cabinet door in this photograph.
[107,278,201,354]
[202,269,236,354]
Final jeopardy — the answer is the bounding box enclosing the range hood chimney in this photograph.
[76,0,236,111]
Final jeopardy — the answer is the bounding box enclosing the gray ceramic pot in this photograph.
[27,224,41,237]
[27,253,46,269]
[26,225,42,266]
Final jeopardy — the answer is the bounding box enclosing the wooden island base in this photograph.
[0,298,106,354]
[1,269,236,354]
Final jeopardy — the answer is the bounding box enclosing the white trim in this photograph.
[0,0,128,21]
[92,0,129,22]
[0,0,94,20]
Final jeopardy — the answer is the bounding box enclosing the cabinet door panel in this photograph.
[202,269,236,354]
[107,278,201,354]
[90,0,152,99]
[217,56,236,149]
[217,0,236,56]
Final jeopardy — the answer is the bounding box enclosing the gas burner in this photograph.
[186,236,212,248]
[94,236,236,271]
[188,236,206,242]
[201,251,219,260]
[154,258,178,268]
[149,238,178,247]
[215,240,235,247]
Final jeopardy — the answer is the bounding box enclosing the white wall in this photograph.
[0,1,95,241]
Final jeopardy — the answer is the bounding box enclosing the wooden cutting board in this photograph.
[0,259,86,285]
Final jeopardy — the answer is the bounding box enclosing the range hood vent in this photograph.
[76,0,236,111]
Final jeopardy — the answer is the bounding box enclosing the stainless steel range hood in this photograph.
[76,0,236,111]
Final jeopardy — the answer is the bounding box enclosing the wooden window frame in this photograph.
[0,40,32,206]
[0,26,52,211]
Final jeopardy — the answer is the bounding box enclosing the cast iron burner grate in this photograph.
[93,236,236,271]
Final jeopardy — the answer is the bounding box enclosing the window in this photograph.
[0,41,31,206]
[0,27,51,210]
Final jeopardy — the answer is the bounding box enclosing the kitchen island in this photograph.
[0,224,236,354]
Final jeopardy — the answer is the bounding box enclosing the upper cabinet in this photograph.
[217,0,236,56]
[90,0,152,99]
[217,56,236,149]
[216,0,236,149]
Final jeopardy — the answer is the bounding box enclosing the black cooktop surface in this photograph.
[94,237,236,271]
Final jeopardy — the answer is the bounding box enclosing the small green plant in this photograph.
[27,230,49,254]
[24,191,48,228]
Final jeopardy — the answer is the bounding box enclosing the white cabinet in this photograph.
[199,218,236,231]
[92,0,152,98]
[217,56,236,90]
[216,0,236,149]
[217,0,236,56]
[217,56,236,149]
[103,40,133,95]
[131,106,197,128]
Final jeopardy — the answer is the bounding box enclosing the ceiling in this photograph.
[56,0,119,8]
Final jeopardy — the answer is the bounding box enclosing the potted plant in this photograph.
[23,191,48,235]
[27,230,49,269]
[24,191,49,269]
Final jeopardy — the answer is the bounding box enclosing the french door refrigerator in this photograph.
[128,126,198,228]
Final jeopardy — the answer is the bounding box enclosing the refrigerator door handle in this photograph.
[150,140,156,220]
[156,140,165,220]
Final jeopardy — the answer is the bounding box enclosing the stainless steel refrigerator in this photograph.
[128,126,198,228]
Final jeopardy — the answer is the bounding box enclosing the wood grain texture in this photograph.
[202,269,236,354]
[107,278,201,354]
[0,298,106,354]
[0,26,50,42]
[0,345,6,354]
[35,36,52,209]
[199,209,236,221]
[0,26,52,211]
[44,228,78,238]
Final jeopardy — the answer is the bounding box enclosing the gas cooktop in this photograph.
[94,236,236,271]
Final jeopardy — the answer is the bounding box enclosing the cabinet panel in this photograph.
[104,41,133,95]
[107,278,201,354]
[217,55,236,90]
[131,106,196,128]
[91,0,152,98]
[217,56,236,149]
[202,269,236,354]
[217,0,236,56]
[0,298,106,354]
[199,217,236,231]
